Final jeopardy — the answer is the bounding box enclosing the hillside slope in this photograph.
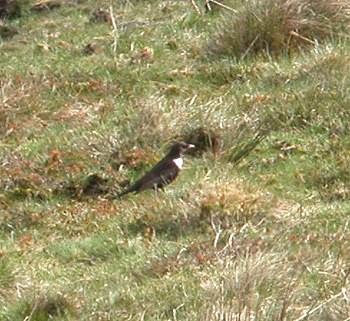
[1,0,350,320]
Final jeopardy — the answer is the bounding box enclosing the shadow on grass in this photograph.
[53,173,111,199]
[125,216,189,241]
[123,210,213,242]
[10,294,76,321]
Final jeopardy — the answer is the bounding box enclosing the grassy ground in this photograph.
[1,0,350,320]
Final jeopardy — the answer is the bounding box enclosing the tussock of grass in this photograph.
[200,245,350,321]
[208,0,350,58]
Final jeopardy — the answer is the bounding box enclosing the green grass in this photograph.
[1,0,350,320]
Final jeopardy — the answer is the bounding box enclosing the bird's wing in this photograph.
[136,160,179,192]
[117,159,180,197]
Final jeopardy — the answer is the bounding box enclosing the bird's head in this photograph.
[169,141,195,157]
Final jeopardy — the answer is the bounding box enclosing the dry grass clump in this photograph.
[208,0,350,58]
[200,252,301,320]
[199,243,350,321]
[195,179,274,230]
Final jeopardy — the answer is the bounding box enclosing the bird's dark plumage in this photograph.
[117,142,194,198]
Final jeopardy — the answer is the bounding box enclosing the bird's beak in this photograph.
[187,144,195,149]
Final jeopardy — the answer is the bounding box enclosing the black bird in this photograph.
[116,142,194,198]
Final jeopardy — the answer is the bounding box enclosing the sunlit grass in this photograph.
[1,0,350,320]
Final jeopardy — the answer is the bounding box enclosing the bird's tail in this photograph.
[114,186,136,199]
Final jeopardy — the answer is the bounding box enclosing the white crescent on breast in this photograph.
[172,158,183,169]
